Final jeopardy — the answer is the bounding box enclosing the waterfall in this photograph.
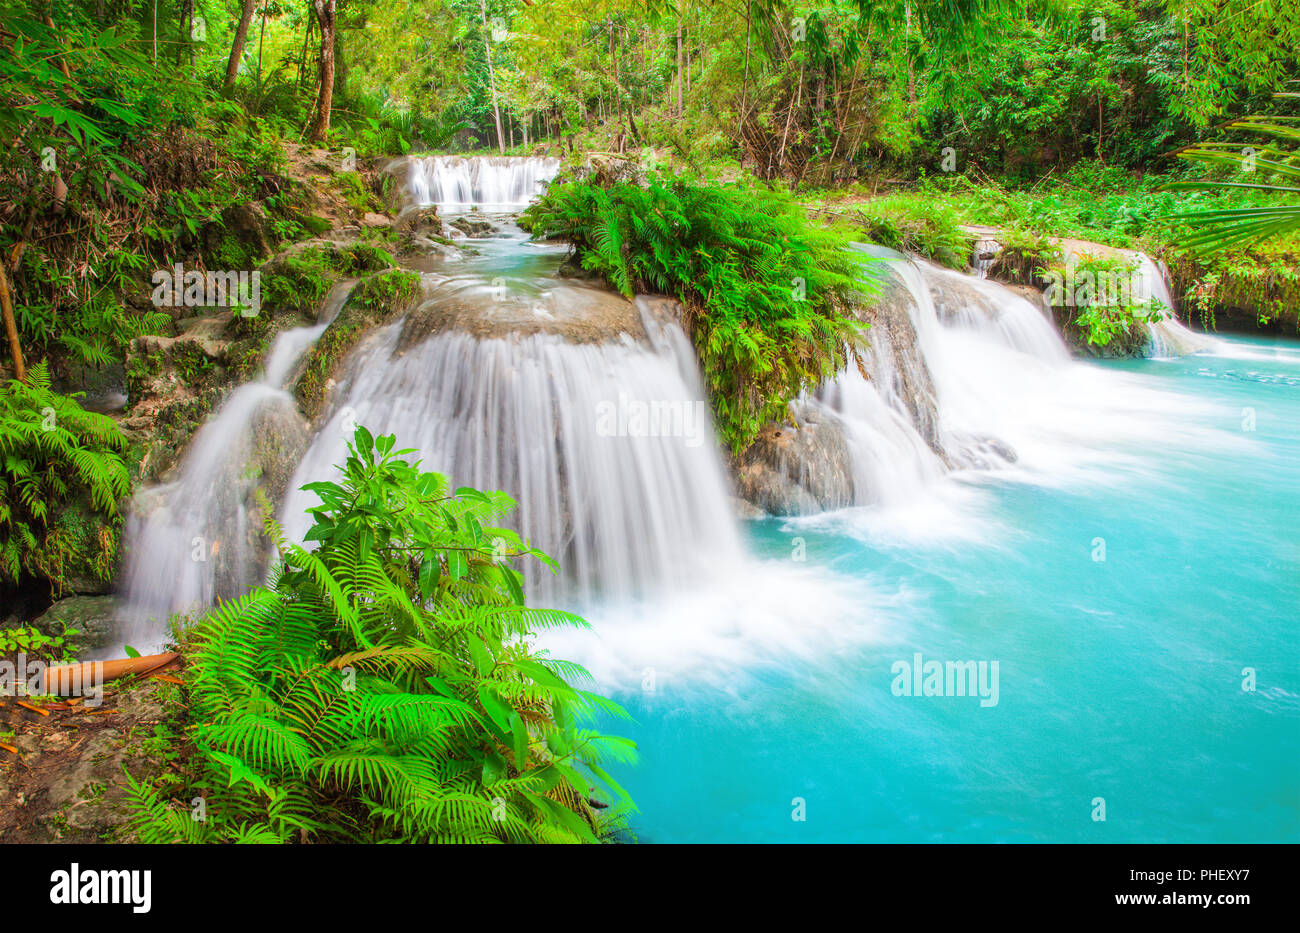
[389,155,561,209]
[752,254,1070,512]
[278,294,744,607]
[114,282,354,651]
[1051,241,1219,358]
[1132,255,1221,358]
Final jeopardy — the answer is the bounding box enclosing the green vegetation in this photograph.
[1170,98,1300,254]
[127,427,635,843]
[1058,253,1166,352]
[295,267,423,417]
[522,173,870,451]
[838,195,974,269]
[0,363,129,594]
[0,623,78,665]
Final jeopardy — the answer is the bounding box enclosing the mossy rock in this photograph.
[225,243,395,340]
[11,498,121,600]
[33,595,122,655]
[295,268,423,418]
[125,348,166,408]
[1050,305,1150,358]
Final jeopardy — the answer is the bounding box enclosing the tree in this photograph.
[225,0,260,87]
[480,0,505,153]
[309,0,337,141]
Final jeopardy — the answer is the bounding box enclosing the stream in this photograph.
[117,156,1300,843]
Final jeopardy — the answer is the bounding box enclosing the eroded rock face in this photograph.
[860,278,945,458]
[733,407,856,515]
[732,277,947,515]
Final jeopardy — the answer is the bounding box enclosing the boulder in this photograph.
[33,596,122,656]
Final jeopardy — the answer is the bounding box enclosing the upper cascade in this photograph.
[386,155,561,210]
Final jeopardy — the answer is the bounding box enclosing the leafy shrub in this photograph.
[0,623,77,665]
[127,427,635,843]
[521,173,871,451]
[847,196,975,269]
[0,363,130,591]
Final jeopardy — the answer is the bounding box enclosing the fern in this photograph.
[127,427,636,844]
[0,362,130,593]
[521,172,875,451]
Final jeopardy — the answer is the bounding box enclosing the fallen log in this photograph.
[39,652,182,696]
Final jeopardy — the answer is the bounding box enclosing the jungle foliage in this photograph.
[0,363,130,593]
[127,427,636,843]
[522,173,871,451]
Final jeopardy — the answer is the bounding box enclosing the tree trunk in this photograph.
[176,0,192,65]
[309,0,336,142]
[298,4,313,88]
[225,0,257,87]
[256,6,267,87]
[480,0,505,153]
[0,261,25,382]
[676,13,683,116]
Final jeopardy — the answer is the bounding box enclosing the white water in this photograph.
[1133,255,1222,358]
[114,282,353,652]
[279,301,743,606]
[391,155,561,209]
[109,157,1237,686]
[787,253,1235,553]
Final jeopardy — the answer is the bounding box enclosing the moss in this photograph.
[295,268,422,418]
[170,340,216,389]
[301,214,333,236]
[209,234,257,271]
[333,171,384,216]
[125,348,165,407]
[139,391,219,479]
[221,336,270,383]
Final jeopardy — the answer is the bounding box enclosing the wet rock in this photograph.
[394,205,443,237]
[396,277,646,348]
[733,409,856,515]
[449,216,498,238]
[33,596,122,655]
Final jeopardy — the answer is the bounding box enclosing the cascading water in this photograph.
[388,155,561,209]
[100,155,1295,842]
[1052,240,1220,358]
[1133,254,1221,357]
[278,296,743,606]
[114,282,354,652]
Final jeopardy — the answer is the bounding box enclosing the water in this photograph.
[115,282,354,652]
[278,309,743,605]
[388,154,561,210]
[562,337,1300,842]
[113,158,1298,841]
